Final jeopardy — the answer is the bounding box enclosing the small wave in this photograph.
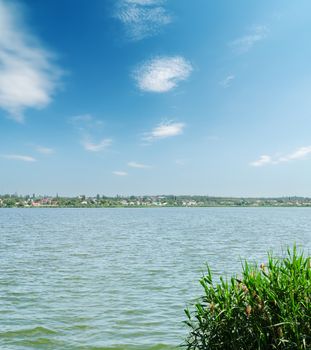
[15,337,59,347]
[0,326,57,338]
[79,345,177,350]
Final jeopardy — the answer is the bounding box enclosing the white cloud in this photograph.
[250,155,273,167]
[36,146,54,155]
[115,0,171,41]
[144,121,185,142]
[219,75,235,88]
[2,154,36,162]
[250,146,311,167]
[230,26,268,54]
[133,56,193,93]
[0,0,62,122]
[82,138,112,152]
[128,161,151,168]
[278,146,311,162]
[70,114,111,152]
[113,171,128,176]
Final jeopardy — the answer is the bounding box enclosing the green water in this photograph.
[1,208,310,349]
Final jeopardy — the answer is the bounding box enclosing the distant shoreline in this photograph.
[1,205,311,209]
[2,195,311,209]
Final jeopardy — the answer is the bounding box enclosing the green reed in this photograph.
[184,246,310,350]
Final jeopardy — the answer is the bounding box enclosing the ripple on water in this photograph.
[0,326,58,338]
[0,207,310,349]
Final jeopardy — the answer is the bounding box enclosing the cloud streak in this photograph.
[70,114,104,131]
[230,25,268,54]
[0,0,62,121]
[36,146,54,155]
[278,146,311,162]
[144,121,185,141]
[250,146,311,167]
[71,114,112,152]
[113,171,128,176]
[115,0,171,41]
[82,138,112,152]
[128,161,151,168]
[2,154,36,162]
[219,75,235,88]
[133,56,193,93]
[250,155,273,167]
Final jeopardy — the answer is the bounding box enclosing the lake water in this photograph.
[0,208,310,349]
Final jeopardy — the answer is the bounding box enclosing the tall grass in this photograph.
[184,246,310,349]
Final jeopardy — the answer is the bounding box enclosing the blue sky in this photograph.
[1,0,311,196]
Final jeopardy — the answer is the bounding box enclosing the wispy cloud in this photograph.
[70,114,104,131]
[128,161,151,168]
[144,121,185,141]
[219,75,235,88]
[278,146,311,162]
[250,155,273,167]
[82,138,112,152]
[133,56,193,93]
[250,146,311,167]
[0,0,62,122]
[36,146,54,155]
[113,171,128,176]
[230,25,268,54]
[70,114,112,152]
[2,154,36,162]
[114,0,172,41]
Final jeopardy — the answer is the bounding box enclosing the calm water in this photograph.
[0,208,310,349]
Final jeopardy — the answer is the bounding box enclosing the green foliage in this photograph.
[184,246,311,350]
[2,194,311,208]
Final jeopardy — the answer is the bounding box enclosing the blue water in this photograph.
[0,208,310,349]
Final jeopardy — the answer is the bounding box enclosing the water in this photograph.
[0,208,310,350]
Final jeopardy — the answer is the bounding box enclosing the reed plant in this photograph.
[184,246,310,349]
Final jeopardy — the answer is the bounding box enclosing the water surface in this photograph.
[1,208,310,349]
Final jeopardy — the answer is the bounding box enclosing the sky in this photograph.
[1,0,311,197]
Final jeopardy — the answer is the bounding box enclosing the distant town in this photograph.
[1,194,311,208]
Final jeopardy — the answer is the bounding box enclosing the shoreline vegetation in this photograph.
[0,194,311,208]
[185,246,311,349]
[1,194,311,208]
